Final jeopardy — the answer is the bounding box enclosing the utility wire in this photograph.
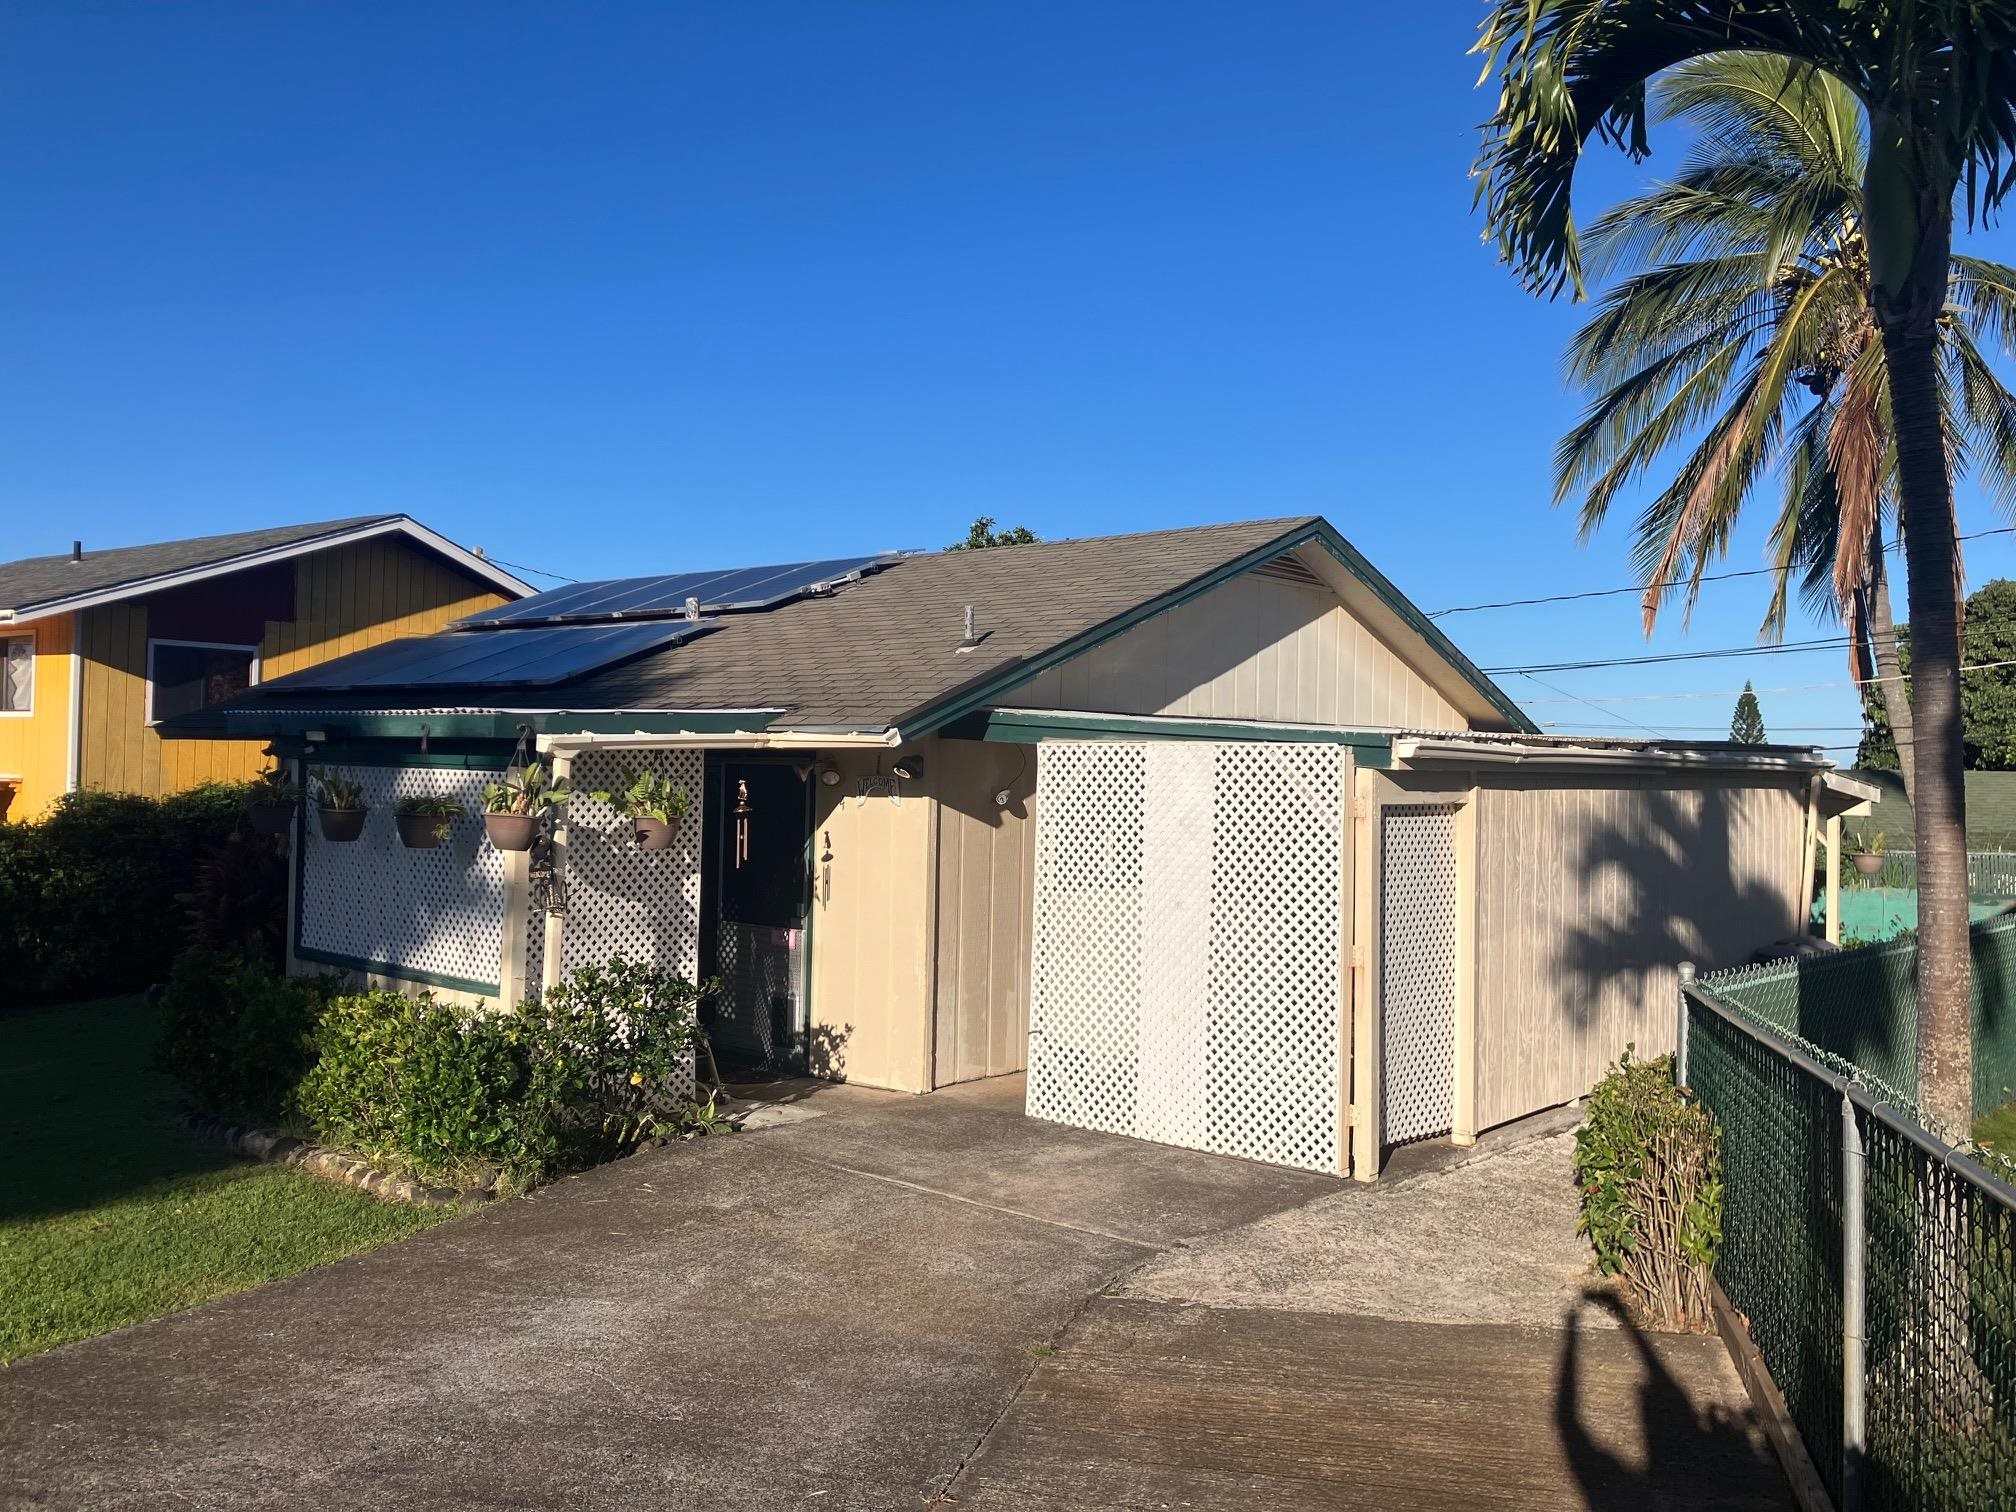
[486,555,579,584]
[1515,671,1667,739]
[1486,635,1855,675]
[1514,657,2016,705]
[1425,525,2016,619]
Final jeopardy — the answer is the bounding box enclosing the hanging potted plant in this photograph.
[593,769,690,851]
[309,766,368,843]
[1851,831,1886,878]
[481,761,571,851]
[393,794,467,850]
[246,766,301,835]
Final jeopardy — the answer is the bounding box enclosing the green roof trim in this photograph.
[947,708,1393,764]
[902,519,1535,740]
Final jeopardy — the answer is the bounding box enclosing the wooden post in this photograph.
[1451,789,1480,1147]
[1825,813,1842,945]
[1336,750,1356,1177]
[498,848,531,1006]
[540,749,574,992]
[1351,769,1381,1182]
[1797,774,1822,926]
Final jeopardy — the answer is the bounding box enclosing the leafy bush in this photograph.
[156,951,341,1124]
[0,782,265,1002]
[290,957,709,1186]
[177,833,289,963]
[1575,1048,1724,1332]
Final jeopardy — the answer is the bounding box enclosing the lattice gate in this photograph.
[1379,804,1459,1147]
[1028,741,1347,1174]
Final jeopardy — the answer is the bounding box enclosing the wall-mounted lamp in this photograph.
[892,755,925,781]
[994,789,1012,807]
[818,766,841,787]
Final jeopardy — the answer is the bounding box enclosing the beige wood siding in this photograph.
[0,612,76,820]
[1469,775,1806,1130]
[808,743,939,1092]
[1012,569,1464,729]
[79,538,508,800]
[931,739,1037,1086]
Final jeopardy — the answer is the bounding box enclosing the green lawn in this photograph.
[1975,1101,2016,1158]
[0,995,455,1364]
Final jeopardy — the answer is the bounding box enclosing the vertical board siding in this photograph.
[809,742,939,1092]
[1470,776,1805,1131]
[0,612,76,819]
[931,740,1038,1086]
[79,539,508,800]
[1013,570,1463,730]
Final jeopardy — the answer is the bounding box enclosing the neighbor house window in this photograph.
[147,640,259,725]
[0,635,31,714]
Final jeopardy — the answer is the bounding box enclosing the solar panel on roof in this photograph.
[261,620,712,693]
[456,553,899,628]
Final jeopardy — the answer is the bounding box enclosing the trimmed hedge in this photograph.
[158,952,708,1187]
[0,783,271,1002]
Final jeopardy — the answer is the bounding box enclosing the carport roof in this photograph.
[181,516,1537,738]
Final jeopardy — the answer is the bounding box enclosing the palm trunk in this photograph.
[1867,536,1916,808]
[1870,174,1971,1139]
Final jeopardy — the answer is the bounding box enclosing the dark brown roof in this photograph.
[0,515,395,616]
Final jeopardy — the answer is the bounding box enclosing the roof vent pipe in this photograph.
[71,541,82,562]
[684,596,701,622]
[958,605,982,651]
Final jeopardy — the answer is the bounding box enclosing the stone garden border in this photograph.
[178,1109,495,1209]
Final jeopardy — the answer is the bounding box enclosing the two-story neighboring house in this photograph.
[0,515,529,819]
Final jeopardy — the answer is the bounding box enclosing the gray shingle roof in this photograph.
[0,515,396,615]
[240,517,1319,731]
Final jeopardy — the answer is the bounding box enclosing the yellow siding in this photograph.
[78,538,508,801]
[1468,775,1806,1130]
[808,743,940,1092]
[1014,569,1465,729]
[931,739,1037,1086]
[0,613,77,820]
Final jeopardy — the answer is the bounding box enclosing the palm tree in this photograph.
[1476,0,2016,1138]
[1555,53,2016,811]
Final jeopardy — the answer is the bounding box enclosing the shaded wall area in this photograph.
[1472,775,1807,1130]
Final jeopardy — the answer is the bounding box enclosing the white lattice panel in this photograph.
[554,748,704,983]
[299,764,506,991]
[1029,740,1346,1174]
[1380,805,1459,1146]
[1206,743,1343,1170]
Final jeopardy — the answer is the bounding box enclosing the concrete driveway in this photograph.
[0,1076,1336,1511]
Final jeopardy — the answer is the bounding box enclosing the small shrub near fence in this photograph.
[1574,1048,1723,1332]
[158,952,713,1190]
[0,784,280,1002]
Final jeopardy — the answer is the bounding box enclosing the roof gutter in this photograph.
[540,726,901,755]
[1390,735,1841,778]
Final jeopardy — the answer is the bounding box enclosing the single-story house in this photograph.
[0,515,529,818]
[169,515,1874,1178]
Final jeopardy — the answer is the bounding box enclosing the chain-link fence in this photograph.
[1702,912,2016,1120]
[1685,984,2016,1510]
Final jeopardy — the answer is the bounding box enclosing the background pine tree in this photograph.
[1730,682,1768,745]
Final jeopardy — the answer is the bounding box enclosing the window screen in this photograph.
[1,637,31,713]
[150,642,254,723]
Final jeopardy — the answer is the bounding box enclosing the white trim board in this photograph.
[0,517,532,622]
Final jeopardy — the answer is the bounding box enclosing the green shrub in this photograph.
[539,956,705,1143]
[1575,1047,1724,1332]
[156,950,341,1124]
[0,781,267,1001]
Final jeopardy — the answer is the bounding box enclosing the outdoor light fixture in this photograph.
[892,755,925,781]
[994,789,1011,807]
[818,767,841,787]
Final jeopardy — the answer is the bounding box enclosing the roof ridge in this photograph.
[919,514,1318,558]
[0,513,400,570]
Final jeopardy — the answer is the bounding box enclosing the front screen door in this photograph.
[700,758,813,1068]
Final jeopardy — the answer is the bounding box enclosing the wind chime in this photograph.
[732,778,753,869]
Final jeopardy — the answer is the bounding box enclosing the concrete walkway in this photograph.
[2,1081,1791,1511]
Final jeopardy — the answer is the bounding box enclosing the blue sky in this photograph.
[3,3,2011,750]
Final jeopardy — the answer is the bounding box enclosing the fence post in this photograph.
[1676,962,1694,1089]
[1841,1092,1866,1512]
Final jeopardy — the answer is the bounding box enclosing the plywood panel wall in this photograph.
[931,740,1037,1086]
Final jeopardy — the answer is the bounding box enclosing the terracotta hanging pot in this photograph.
[248,801,295,836]
[1852,853,1884,877]
[632,816,678,851]
[317,807,367,843]
[485,812,539,852]
[396,812,453,850]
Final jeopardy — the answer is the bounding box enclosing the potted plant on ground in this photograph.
[593,769,690,851]
[481,761,571,851]
[309,766,369,843]
[1851,831,1886,878]
[246,766,301,835]
[394,794,467,850]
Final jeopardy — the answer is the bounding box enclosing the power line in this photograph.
[1513,657,2016,705]
[1486,635,1855,675]
[486,554,578,584]
[1516,671,1667,738]
[1426,525,2016,620]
